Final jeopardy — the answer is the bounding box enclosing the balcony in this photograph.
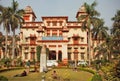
[42,36,63,40]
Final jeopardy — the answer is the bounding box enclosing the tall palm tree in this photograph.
[78,1,100,65]
[9,0,24,58]
[94,36,113,62]
[111,10,120,56]
[0,5,11,58]
[0,33,5,58]
[94,42,107,60]
[92,19,108,43]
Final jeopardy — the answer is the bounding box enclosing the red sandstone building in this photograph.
[20,5,98,62]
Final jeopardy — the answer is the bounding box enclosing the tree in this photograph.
[114,60,120,79]
[36,45,49,62]
[36,45,42,62]
[93,19,109,61]
[0,76,8,81]
[0,5,11,58]
[92,19,108,43]
[9,0,24,58]
[111,10,120,56]
[78,1,100,65]
[91,73,102,81]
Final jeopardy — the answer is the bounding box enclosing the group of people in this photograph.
[14,60,58,79]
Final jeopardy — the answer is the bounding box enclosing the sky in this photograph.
[0,0,120,35]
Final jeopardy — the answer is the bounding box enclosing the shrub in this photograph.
[79,67,95,74]
[0,76,8,81]
[114,60,120,78]
[91,74,102,81]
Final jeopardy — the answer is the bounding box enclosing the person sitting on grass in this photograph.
[14,70,27,77]
[51,70,57,79]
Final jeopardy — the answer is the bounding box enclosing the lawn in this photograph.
[0,68,93,81]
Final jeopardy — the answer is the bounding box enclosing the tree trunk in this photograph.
[88,30,91,66]
[5,29,8,58]
[12,30,15,59]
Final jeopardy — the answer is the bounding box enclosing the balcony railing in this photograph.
[42,36,63,40]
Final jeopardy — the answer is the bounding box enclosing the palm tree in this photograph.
[104,36,113,60]
[111,10,120,56]
[78,1,100,65]
[94,42,108,61]
[9,0,24,58]
[0,5,11,58]
[92,19,108,44]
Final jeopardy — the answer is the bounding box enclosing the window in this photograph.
[81,37,84,42]
[31,53,35,59]
[59,21,63,26]
[25,53,28,59]
[30,38,36,45]
[81,53,85,60]
[73,38,79,44]
[52,21,57,26]
[59,30,62,36]
[47,21,50,26]
[74,47,78,49]
[25,38,28,42]
[47,30,50,36]
[25,47,28,51]
[24,16,29,20]
[68,52,71,60]
[52,30,57,36]
[80,47,85,49]
[68,37,70,41]
[31,47,35,51]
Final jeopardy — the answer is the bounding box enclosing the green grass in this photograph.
[0,68,93,81]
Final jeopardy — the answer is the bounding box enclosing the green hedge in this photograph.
[79,67,95,74]
[0,67,24,73]
[0,76,8,81]
[79,67,103,81]
[91,74,102,81]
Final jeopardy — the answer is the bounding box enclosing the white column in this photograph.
[62,44,68,60]
[40,45,47,72]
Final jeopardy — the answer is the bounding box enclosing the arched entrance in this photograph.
[49,51,56,60]
[58,51,62,61]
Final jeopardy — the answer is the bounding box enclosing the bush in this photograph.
[79,67,95,74]
[114,60,120,78]
[0,67,24,72]
[0,57,12,68]
[91,74,102,81]
[0,76,8,81]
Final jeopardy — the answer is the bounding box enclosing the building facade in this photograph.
[20,5,97,62]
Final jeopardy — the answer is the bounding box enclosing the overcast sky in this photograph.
[0,0,120,35]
